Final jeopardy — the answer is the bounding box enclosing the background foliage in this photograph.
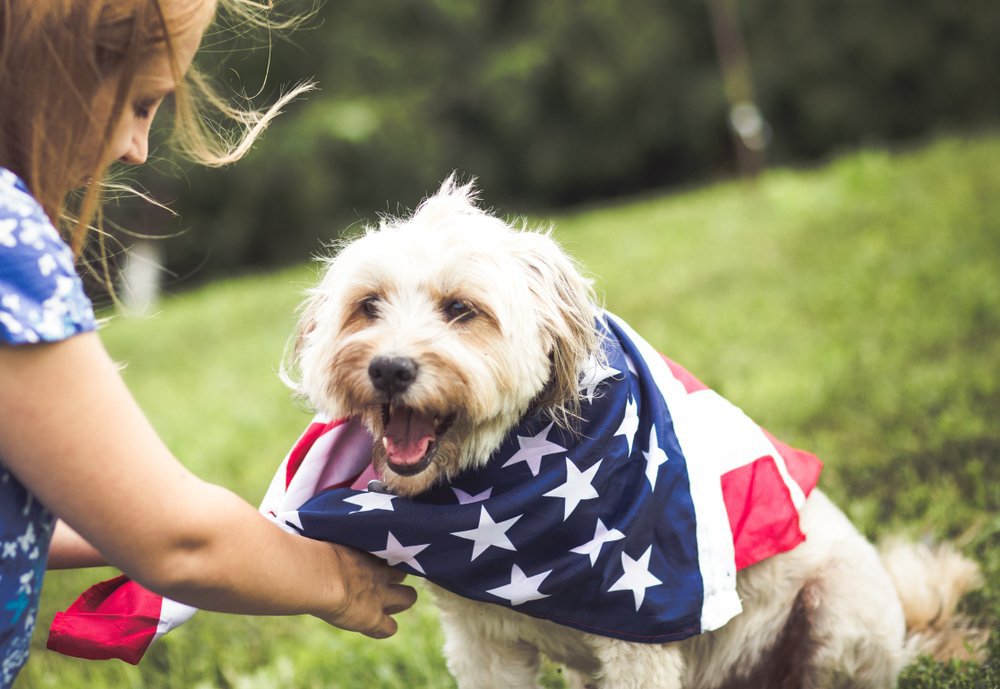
[21,136,1000,688]
[116,0,1000,286]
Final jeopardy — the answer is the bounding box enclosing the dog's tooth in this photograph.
[382,436,389,451]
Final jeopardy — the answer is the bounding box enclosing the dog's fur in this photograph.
[287,178,985,689]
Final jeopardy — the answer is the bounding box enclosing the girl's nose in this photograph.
[120,120,151,165]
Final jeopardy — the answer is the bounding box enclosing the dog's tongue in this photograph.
[384,407,436,466]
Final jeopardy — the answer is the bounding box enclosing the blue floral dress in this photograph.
[0,167,96,686]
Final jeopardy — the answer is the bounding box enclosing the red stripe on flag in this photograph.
[286,418,348,488]
[660,355,709,393]
[762,429,823,497]
[46,575,162,664]
[721,455,805,571]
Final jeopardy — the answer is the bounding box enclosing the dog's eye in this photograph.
[445,299,475,322]
[361,297,380,319]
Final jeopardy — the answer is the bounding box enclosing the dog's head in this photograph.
[285,177,602,495]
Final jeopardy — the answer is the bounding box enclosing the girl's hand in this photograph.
[321,544,417,638]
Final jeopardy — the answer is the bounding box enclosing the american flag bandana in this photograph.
[48,312,821,662]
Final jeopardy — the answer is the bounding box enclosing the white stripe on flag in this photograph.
[152,597,197,644]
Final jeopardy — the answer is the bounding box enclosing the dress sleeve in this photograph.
[0,172,97,345]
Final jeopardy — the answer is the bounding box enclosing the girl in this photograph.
[0,1,416,684]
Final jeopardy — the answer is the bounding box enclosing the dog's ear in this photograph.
[514,229,602,429]
[279,283,328,396]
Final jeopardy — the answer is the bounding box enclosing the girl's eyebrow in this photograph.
[135,89,175,105]
[133,70,178,93]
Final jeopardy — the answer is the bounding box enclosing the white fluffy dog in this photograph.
[288,178,984,689]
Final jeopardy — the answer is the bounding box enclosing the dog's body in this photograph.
[432,489,895,689]
[288,178,984,689]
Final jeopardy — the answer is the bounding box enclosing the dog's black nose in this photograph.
[368,356,418,394]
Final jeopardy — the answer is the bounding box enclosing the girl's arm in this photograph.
[48,520,106,569]
[0,333,416,638]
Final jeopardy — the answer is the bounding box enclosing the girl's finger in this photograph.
[384,584,417,615]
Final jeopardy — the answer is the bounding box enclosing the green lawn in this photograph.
[17,134,1000,688]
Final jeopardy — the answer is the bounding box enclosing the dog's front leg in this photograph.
[590,637,684,689]
[442,629,542,689]
[432,586,543,689]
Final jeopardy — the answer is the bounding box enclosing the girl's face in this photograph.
[89,0,215,175]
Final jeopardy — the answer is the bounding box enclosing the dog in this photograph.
[286,177,985,689]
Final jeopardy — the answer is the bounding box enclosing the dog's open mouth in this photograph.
[380,404,456,476]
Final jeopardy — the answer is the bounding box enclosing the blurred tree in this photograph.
[705,0,768,175]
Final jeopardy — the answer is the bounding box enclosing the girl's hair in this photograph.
[0,0,311,258]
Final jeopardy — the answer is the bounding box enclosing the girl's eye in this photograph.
[445,299,475,322]
[133,99,157,120]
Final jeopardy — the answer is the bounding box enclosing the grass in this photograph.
[16,134,1000,688]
